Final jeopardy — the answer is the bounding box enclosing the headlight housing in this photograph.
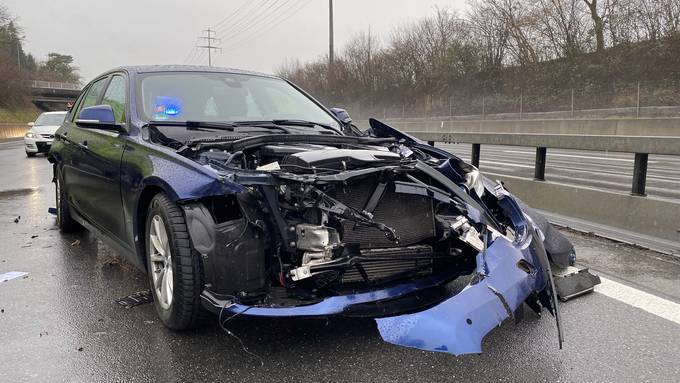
[25,132,36,139]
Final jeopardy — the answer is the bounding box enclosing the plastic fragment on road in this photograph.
[71,239,80,246]
[115,290,154,308]
[0,271,28,283]
[48,207,57,215]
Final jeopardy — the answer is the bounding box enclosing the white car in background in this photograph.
[24,111,67,157]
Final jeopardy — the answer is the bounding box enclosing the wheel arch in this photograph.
[134,183,176,271]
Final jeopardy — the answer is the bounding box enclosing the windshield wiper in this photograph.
[148,120,236,131]
[271,119,341,134]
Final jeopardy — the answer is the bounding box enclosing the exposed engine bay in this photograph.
[152,125,524,308]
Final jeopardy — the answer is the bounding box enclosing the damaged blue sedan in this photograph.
[48,66,597,355]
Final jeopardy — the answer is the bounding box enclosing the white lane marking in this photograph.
[480,160,535,169]
[479,166,517,173]
[502,150,659,164]
[596,277,680,325]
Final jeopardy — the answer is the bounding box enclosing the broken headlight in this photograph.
[465,167,485,198]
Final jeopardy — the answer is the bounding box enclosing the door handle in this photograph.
[78,140,88,150]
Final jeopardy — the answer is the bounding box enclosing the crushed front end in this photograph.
[163,125,562,356]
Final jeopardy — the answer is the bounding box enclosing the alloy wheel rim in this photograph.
[149,214,173,309]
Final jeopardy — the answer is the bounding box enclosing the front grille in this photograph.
[331,179,435,248]
[40,134,55,139]
[36,142,51,152]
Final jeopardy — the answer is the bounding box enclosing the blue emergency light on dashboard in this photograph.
[153,96,182,119]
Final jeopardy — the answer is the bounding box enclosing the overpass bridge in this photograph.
[30,80,82,109]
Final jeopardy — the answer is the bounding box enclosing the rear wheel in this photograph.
[146,193,204,330]
[55,167,79,232]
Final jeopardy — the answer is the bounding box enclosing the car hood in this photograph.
[29,125,61,135]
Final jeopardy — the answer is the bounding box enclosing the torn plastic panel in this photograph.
[376,236,543,355]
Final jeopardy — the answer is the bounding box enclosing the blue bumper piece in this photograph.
[375,237,538,355]
[219,272,454,317]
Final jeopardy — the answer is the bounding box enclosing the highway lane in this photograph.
[438,143,680,201]
[1,141,679,382]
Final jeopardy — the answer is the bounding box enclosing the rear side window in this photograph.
[101,75,127,124]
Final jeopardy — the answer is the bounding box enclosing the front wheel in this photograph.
[146,193,204,330]
[26,151,36,157]
[55,167,79,232]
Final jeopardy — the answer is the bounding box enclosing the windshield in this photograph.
[34,113,66,126]
[136,72,339,128]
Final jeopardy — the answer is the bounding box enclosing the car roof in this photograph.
[100,65,280,80]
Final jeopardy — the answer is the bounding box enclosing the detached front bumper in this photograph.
[201,230,556,356]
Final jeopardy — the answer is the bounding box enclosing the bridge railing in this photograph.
[30,80,81,90]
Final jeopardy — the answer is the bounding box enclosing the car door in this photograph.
[61,76,109,216]
[67,74,129,241]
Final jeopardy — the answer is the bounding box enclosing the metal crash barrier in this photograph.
[419,132,680,197]
[409,130,680,251]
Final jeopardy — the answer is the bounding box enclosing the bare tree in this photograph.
[583,0,617,52]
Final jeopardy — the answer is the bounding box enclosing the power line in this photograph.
[212,0,258,30]
[216,0,290,44]
[220,0,313,51]
[181,1,256,65]
[214,0,274,40]
[196,28,222,66]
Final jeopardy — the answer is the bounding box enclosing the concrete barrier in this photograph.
[410,132,680,155]
[0,124,28,140]
[495,174,680,246]
[357,117,680,137]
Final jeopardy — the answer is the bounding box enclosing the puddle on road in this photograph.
[0,187,40,199]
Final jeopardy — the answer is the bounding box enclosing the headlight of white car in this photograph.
[24,132,36,139]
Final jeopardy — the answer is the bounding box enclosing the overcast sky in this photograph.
[4,0,465,82]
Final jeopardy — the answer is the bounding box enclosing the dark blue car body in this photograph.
[49,66,568,355]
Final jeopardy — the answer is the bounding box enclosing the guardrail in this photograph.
[30,80,81,90]
[415,132,680,196]
[381,120,680,249]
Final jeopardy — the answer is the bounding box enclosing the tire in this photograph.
[26,151,36,157]
[55,167,80,232]
[145,193,205,330]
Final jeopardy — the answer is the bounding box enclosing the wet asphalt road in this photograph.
[1,140,679,383]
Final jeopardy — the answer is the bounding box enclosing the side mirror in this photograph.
[27,122,34,127]
[76,105,125,133]
[330,107,352,124]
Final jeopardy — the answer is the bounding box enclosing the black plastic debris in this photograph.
[115,290,154,309]
[552,266,601,301]
[48,207,57,215]
[13,216,20,223]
